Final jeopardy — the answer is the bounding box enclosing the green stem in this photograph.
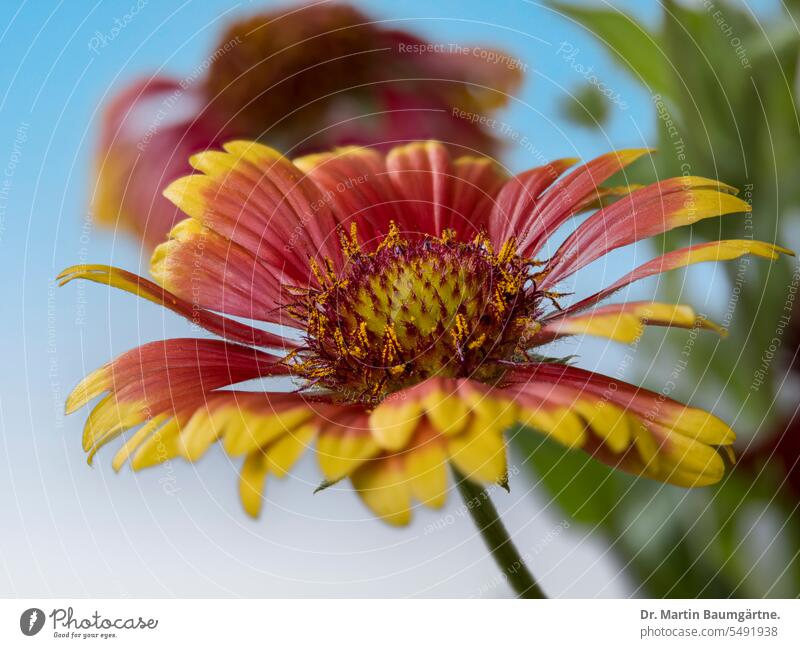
[454,468,547,599]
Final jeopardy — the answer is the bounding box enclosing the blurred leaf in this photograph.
[514,427,624,527]
[549,1,669,94]
[563,0,800,426]
[547,0,800,598]
[626,528,740,598]
[561,83,610,128]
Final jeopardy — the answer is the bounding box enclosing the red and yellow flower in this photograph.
[91,2,522,247]
[63,140,792,525]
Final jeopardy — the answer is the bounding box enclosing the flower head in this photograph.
[91,3,522,247]
[63,140,792,524]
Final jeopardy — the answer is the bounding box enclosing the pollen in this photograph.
[284,228,544,402]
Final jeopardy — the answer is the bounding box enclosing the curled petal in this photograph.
[68,338,288,459]
[506,364,735,447]
[57,264,294,349]
[581,421,727,487]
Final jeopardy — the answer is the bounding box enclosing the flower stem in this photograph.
[454,468,547,599]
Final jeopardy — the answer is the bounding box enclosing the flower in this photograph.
[91,2,522,248]
[62,140,792,525]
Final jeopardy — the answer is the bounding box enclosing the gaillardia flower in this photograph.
[63,140,791,526]
[92,2,522,247]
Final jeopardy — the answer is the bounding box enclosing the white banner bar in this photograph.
[1,599,798,646]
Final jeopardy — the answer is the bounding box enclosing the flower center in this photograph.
[285,225,544,403]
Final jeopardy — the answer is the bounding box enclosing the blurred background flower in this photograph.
[92,2,522,247]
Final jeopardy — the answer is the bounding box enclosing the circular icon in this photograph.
[20,608,45,636]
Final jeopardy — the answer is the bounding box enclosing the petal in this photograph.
[351,456,412,526]
[76,338,284,409]
[57,264,293,349]
[507,364,735,447]
[447,156,508,236]
[293,147,404,249]
[368,397,423,451]
[461,383,519,436]
[178,406,224,462]
[499,367,731,487]
[522,149,652,256]
[111,414,170,471]
[536,301,725,344]
[215,393,316,457]
[385,141,453,237]
[382,378,518,440]
[239,451,269,518]
[163,140,341,278]
[561,240,794,317]
[69,338,289,459]
[582,422,726,487]
[541,179,752,288]
[421,383,472,436]
[150,218,287,323]
[405,422,449,509]
[317,408,380,482]
[130,414,188,470]
[238,423,317,518]
[489,157,577,247]
[571,399,633,454]
[447,425,507,485]
[117,391,323,471]
[262,424,315,477]
[652,429,726,486]
[516,404,588,448]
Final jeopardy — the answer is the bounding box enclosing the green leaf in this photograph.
[549,1,668,94]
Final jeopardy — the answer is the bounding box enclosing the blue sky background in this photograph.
[0,0,782,597]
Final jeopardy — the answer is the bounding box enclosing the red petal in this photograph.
[57,264,293,349]
[540,178,749,288]
[550,239,792,319]
[489,158,576,247]
[150,219,288,323]
[449,156,508,237]
[104,338,285,408]
[522,149,651,257]
[294,147,404,250]
[164,141,343,280]
[386,141,453,237]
